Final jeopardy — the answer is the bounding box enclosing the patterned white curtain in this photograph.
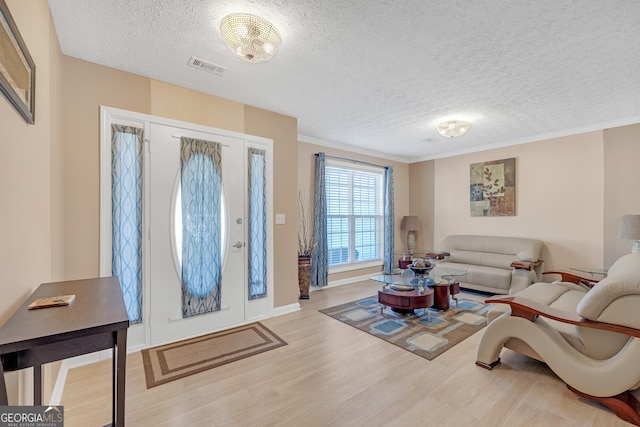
[248,148,267,299]
[111,124,143,324]
[180,137,222,317]
[383,166,395,274]
[311,153,328,288]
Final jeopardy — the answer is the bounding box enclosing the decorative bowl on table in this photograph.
[409,260,434,276]
[409,266,431,275]
[390,284,415,292]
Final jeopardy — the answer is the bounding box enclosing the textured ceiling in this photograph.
[48,0,640,162]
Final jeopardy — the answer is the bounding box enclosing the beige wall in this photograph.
[0,0,62,403]
[408,160,435,251]
[149,80,244,132]
[411,129,640,269]
[62,57,151,280]
[0,0,59,314]
[48,4,64,282]
[297,141,410,282]
[443,132,604,271]
[46,3,64,401]
[604,124,640,265]
[0,0,54,319]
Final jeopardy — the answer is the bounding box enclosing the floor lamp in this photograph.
[401,216,419,257]
[618,214,640,253]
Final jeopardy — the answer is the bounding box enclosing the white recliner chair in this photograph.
[476,253,640,425]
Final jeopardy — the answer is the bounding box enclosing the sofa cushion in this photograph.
[466,264,512,290]
[577,253,640,328]
[441,235,543,265]
[487,282,584,319]
[435,262,512,291]
[446,250,518,270]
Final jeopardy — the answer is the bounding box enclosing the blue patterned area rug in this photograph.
[320,296,489,360]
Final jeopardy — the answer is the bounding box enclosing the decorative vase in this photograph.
[481,199,490,216]
[407,230,416,255]
[298,256,311,299]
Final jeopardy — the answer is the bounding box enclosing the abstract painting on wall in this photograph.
[470,157,516,216]
[0,0,35,124]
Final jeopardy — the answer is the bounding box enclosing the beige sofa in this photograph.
[430,235,544,295]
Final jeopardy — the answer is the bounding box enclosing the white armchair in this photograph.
[476,253,640,425]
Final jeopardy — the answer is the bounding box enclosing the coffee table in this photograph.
[377,286,434,318]
[372,270,465,311]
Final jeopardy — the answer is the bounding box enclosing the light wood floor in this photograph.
[61,281,627,426]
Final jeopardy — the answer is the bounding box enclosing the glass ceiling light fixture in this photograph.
[220,13,281,63]
[436,120,472,138]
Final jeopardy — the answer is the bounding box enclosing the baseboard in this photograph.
[311,273,374,291]
[271,302,300,317]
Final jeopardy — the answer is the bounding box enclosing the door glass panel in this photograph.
[248,148,267,299]
[171,180,227,279]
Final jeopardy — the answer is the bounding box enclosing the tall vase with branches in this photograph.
[298,190,316,299]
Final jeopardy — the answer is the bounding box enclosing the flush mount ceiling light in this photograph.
[436,120,471,138]
[220,13,281,63]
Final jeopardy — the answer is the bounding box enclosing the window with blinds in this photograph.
[326,159,384,267]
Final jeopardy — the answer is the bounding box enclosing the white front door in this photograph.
[148,123,246,345]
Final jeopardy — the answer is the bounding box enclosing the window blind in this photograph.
[325,160,384,266]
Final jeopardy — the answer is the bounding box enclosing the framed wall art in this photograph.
[0,0,35,124]
[470,157,516,216]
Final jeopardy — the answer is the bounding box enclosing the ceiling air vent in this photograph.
[188,56,227,76]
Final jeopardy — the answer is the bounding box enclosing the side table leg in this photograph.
[433,285,450,311]
[112,342,116,424]
[115,328,127,426]
[0,360,8,405]
[449,282,460,308]
[34,364,42,406]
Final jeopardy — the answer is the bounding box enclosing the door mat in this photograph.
[320,296,488,360]
[141,322,287,388]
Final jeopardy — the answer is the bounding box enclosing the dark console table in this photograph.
[0,277,129,426]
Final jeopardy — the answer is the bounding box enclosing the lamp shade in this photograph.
[220,13,281,63]
[401,216,419,231]
[618,214,640,240]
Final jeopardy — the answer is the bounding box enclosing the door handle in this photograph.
[233,241,244,248]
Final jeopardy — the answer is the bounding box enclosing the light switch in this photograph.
[275,214,285,224]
